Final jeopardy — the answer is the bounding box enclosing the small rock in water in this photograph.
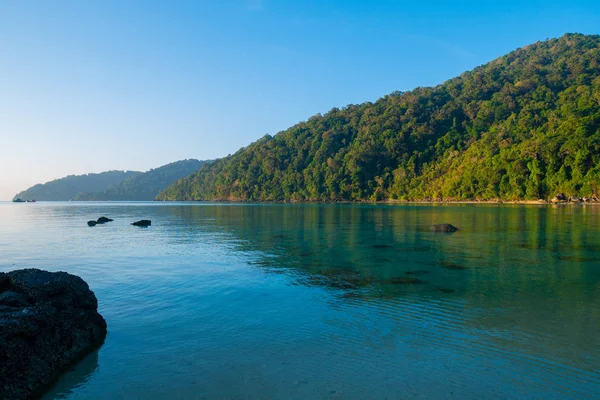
[429,224,459,233]
[96,216,113,224]
[87,220,97,227]
[132,219,151,227]
[405,270,430,276]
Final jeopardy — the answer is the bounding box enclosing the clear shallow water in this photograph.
[1,202,599,399]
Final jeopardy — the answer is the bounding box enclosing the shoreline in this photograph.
[154,198,600,205]
[384,199,600,205]
[5,199,600,205]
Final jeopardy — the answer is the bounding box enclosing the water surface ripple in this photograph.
[0,202,599,399]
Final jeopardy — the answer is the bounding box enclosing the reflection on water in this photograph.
[42,350,100,399]
[1,202,599,399]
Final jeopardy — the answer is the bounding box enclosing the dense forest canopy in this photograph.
[13,171,141,201]
[73,159,204,201]
[157,34,600,202]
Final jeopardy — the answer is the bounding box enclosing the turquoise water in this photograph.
[1,202,599,399]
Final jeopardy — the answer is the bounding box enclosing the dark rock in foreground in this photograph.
[0,269,107,400]
[429,223,459,233]
[87,220,97,227]
[132,220,151,227]
[96,216,113,224]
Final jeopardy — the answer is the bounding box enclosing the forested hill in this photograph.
[14,171,141,201]
[73,159,204,201]
[157,34,600,202]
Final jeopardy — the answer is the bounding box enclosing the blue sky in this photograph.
[1,0,600,199]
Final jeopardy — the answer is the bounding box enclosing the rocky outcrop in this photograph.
[132,220,151,227]
[87,220,97,227]
[550,193,600,204]
[429,223,459,233]
[0,269,107,400]
[551,193,567,203]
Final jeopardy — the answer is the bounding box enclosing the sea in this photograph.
[1,202,599,399]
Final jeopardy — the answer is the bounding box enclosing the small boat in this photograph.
[13,198,25,203]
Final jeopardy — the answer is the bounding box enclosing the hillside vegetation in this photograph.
[14,171,141,201]
[157,34,600,202]
[73,159,203,201]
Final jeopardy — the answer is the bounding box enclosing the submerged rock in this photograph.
[96,216,113,224]
[87,220,97,227]
[405,270,430,276]
[429,223,459,233]
[384,277,423,285]
[132,219,151,227]
[558,255,600,262]
[437,260,469,270]
[0,268,107,400]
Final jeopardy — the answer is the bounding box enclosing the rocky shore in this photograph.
[0,269,107,400]
[385,193,600,205]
